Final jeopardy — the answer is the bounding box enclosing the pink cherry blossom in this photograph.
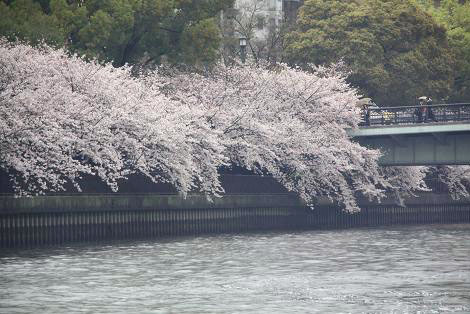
[1,40,434,212]
[158,63,429,212]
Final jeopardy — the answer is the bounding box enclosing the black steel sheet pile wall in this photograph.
[1,194,469,248]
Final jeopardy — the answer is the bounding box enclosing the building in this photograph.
[232,0,303,41]
[221,0,303,62]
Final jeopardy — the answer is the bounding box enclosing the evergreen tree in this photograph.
[0,0,233,67]
[285,0,455,106]
[415,0,470,101]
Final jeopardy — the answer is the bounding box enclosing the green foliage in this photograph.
[180,18,221,66]
[0,0,65,46]
[416,0,470,101]
[286,0,455,106]
[0,0,233,67]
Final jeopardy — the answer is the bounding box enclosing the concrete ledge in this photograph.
[0,193,305,214]
[1,192,469,214]
[315,193,470,207]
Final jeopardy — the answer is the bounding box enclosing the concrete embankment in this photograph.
[1,192,469,248]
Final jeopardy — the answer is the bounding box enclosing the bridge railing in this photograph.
[362,103,470,126]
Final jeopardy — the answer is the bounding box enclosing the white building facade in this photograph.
[234,0,303,39]
[221,0,303,62]
[234,0,284,40]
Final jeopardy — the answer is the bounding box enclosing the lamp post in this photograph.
[239,36,247,64]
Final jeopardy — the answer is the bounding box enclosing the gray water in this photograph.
[1,225,469,314]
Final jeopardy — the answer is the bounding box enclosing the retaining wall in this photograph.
[1,193,469,248]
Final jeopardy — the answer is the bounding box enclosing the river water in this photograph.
[1,224,469,313]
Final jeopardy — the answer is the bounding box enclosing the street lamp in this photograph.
[239,36,247,64]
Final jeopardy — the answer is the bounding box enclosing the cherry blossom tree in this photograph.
[157,64,429,212]
[436,166,470,199]
[1,39,430,212]
[378,166,429,206]
[0,39,226,196]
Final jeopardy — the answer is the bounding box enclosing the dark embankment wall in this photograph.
[1,191,469,248]
[0,174,469,248]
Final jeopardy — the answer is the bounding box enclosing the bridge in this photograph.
[347,103,470,166]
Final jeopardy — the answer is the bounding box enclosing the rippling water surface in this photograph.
[1,224,469,313]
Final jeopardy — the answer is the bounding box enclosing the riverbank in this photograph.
[1,191,469,248]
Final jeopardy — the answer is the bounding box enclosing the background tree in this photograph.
[414,0,470,101]
[0,0,233,67]
[285,0,455,106]
[0,0,66,46]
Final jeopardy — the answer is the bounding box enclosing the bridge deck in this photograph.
[347,103,470,166]
[347,122,470,137]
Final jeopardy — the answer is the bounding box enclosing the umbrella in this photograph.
[355,98,372,108]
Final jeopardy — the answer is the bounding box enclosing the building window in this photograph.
[257,15,265,30]
[268,17,276,28]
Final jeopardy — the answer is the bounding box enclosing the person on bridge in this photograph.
[415,96,437,123]
[426,97,437,122]
[415,97,426,122]
[356,98,371,126]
